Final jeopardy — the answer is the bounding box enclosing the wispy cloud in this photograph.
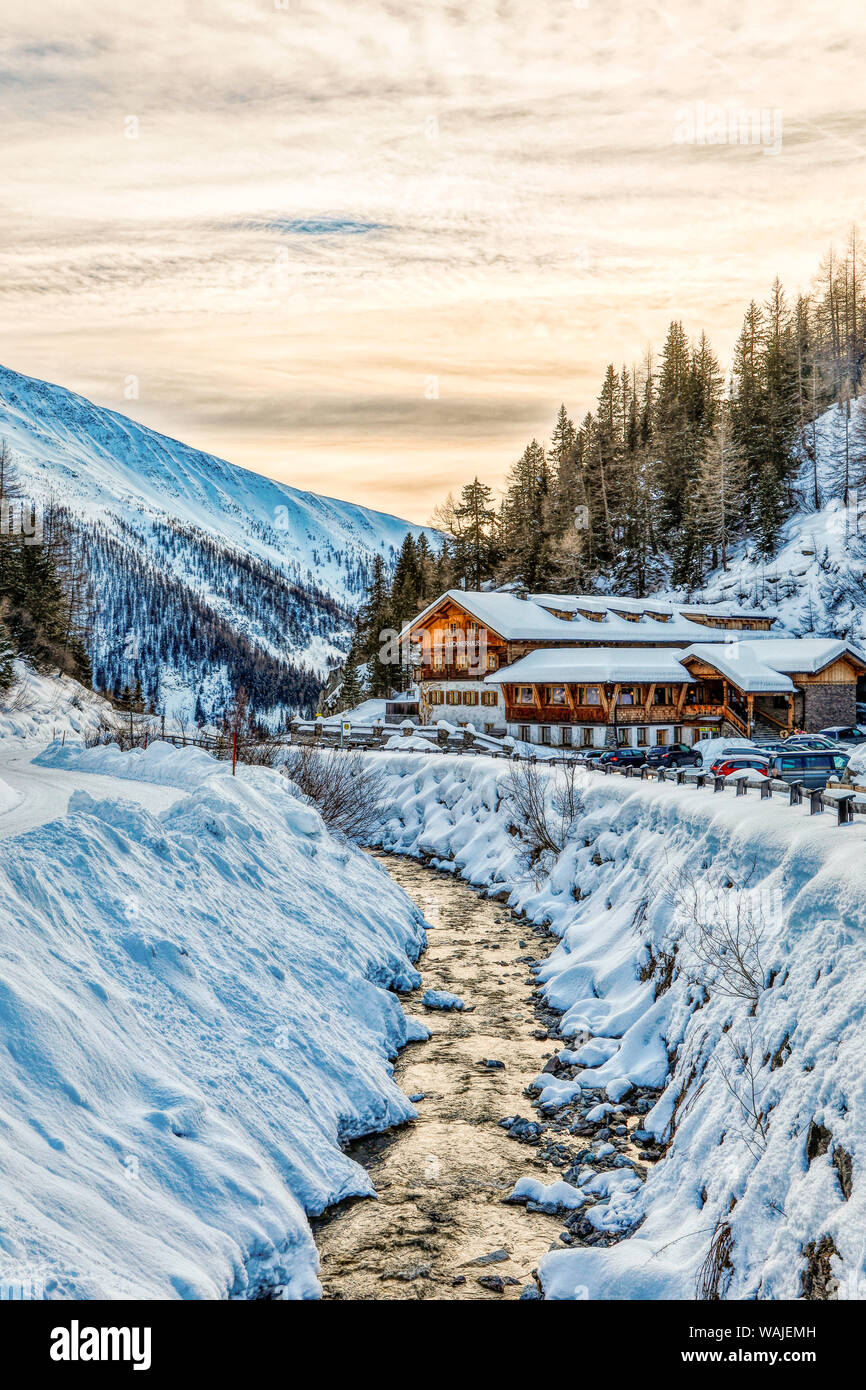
[0,0,864,520]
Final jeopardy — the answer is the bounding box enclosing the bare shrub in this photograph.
[669,861,773,1005]
[84,709,124,747]
[714,1022,769,1158]
[503,760,586,868]
[696,1217,734,1300]
[638,942,678,997]
[281,745,386,841]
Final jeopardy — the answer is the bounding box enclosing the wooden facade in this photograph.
[501,678,733,736]
[406,594,866,739]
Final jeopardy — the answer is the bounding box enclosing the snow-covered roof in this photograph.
[723,638,866,674]
[529,593,776,622]
[404,590,767,645]
[681,643,796,693]
[485,636,866,693]
[484,648,691,686]
[683,638,866,691]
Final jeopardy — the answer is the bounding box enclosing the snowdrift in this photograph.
[1,741,426,1299]
[0,661,112,747]
[370,750,866,1300]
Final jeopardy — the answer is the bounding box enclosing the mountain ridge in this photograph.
[0,363,438,720]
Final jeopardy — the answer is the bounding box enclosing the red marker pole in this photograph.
[232,729,237,775]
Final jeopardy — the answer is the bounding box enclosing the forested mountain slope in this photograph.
[0,365,437,720]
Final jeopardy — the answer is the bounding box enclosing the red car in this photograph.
[710,754,769,778]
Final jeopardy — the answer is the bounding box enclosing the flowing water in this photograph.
[312,853,566,1300]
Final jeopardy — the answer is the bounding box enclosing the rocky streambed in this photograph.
[311,854,661,1300]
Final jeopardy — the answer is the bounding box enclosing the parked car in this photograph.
[766,749,850,789]
[709,753,770,777]
[571,748,601,763]
[697,740,763,769]
[783,735,838,751]
[596,747,647,767]
[818,725,866,744]
[643,742,701,768]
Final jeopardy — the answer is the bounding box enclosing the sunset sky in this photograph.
[1,1,865,522]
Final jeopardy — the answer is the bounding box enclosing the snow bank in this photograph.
[36,737,225,792]
[0,775,22,816]
[368,749,866,1300]
[844,741,866,777]
[0,741,426,1299]
[692,735,761,768]
[323,698,388,726]
[0,662,113,747]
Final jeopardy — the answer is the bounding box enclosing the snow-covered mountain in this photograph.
[0,364,437,719]
[662,401,866,645]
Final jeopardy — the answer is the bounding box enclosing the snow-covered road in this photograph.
[0,748,185,840]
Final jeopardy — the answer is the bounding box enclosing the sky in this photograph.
[1,2,865,524]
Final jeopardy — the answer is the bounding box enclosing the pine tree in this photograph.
[390,532,424,632]
[652,322,694,537]
[414,532,436,604]
[0,613,13,695]
[758,279,800,551]
[358,553,394,697]
[0,445,91,681]
[338,655,364,712]
[453,479,498,588]
[500,439,559,589]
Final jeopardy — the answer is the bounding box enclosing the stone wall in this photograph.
[802,683,856,730]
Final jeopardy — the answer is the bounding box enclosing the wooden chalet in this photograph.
[400,590,787,739]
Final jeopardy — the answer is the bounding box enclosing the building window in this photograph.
[618,687,635,706]
[581,727,594,747]
[446,690,461,705]
[541,726,552,744]
[481,691,498,707]
[577,685,600,705]
[428,689,444,705]
[463,690,478,705]
[487,653,497,670]
[636,727,648,745]
[544,685,567,706]
[560,727,572,746]
[519,725,531,742]
[654,685,676,705]
[656,728,668,745]
[517,686,535,704]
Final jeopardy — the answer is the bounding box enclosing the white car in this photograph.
[818,725,866,746]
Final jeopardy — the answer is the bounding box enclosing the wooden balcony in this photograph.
[504,700,732,727]
[418,665,494,682]
[615,704,679,724]
[505,704,602,724]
